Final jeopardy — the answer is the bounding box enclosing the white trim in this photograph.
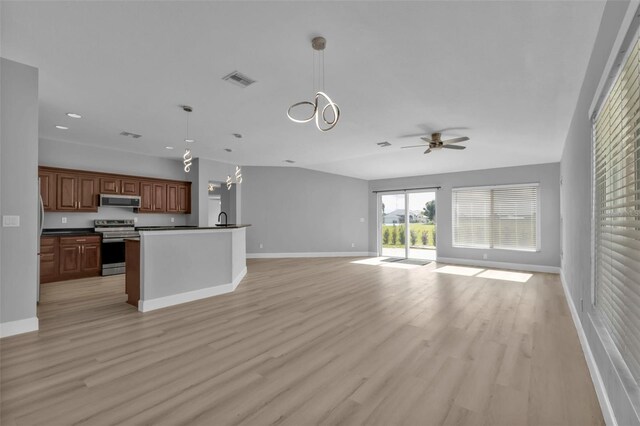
[138,267,246,312]
[435,256,559,274]
[560,272,617,426]
[140,228,244,236]
[247,252,374,259]
[589,1,640,120]
[0,317,39,338]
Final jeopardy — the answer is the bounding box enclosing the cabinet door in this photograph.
[81,243,101,273]
[178,184,190,213]
[78,176,98,211]
[166,184,179,213]
[120,179,139,195]
[100,178,120,194]
[59,245,81,275]
[139,182,154,212]
[57,174,78,210]
[39,170,57,211]
[153,183,166,212]
[40,237,58,283]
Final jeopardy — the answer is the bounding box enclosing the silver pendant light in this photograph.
[287,36,340,132]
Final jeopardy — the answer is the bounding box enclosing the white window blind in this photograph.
[452,184,538,251]
[594,36,640,384]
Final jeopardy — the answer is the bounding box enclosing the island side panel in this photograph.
[232,227,247,281]
[125,239,140,307]
[140,230,233,301]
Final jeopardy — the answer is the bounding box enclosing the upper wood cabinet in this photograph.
[56,173,98,212]
[39,166,190,214]
[38,169,57,211]
[100,177,139,196]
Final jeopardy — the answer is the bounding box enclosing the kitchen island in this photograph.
[125,225,249,312]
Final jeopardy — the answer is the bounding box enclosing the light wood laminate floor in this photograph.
[1,258,603,425]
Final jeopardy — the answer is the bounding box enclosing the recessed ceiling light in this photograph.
[284,159,296,163]
[185,139,195,143]
[55,125,68,130]
[232,133,243,139]
[165,146,174,150]
[66,112,82,119]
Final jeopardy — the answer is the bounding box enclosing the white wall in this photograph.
[560,1,639,424]
[39,138,192,228]
[369,163,561,270]
[242,166,370,255]
[1,58,39,336]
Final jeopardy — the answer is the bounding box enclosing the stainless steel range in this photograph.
[94,219,139,276]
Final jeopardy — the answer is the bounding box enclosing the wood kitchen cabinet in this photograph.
[140,182,166,212]
[40,236,59,283]
[58,236,101,279]
[39,166,190,214]
[100,177,139,196]
[39,170,57,211]
[56,173,98,212]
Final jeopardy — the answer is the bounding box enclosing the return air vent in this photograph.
[222,71,256,88]
[120,131,142,139]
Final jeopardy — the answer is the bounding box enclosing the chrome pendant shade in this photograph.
[287,36,340,132]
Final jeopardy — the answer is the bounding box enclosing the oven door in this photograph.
[101,239,126,275]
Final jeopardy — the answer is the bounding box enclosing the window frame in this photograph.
[451,182,541,252]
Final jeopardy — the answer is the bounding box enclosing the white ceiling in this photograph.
[1,1,605,180]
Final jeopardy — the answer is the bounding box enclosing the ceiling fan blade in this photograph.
[401,145,427,149]
[442,144,466,150]
[442,136,470,144]
[420,137,434,143]
[424,148,432,154]
[399,133,428,138]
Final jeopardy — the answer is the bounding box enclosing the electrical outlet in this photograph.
[61,217,67,224]
[134,217,138,223]
[483,253,488,260]
[171,217,175,223]
[351,243,355,248]
[259,243,264,249]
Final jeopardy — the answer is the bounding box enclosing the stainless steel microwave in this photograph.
[99,194,142,208]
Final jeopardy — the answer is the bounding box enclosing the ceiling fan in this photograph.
[401,132,470,154]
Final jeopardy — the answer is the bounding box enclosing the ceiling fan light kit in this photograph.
[287,36,340,132]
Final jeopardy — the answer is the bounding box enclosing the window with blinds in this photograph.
[594,36,640,384]
[452,184,539,251]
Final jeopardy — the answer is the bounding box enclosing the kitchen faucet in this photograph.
[218,211,228,226]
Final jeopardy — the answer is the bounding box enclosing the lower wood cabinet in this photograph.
[41,235,101,283]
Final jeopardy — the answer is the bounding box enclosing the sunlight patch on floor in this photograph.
[433,265,485,276]
[477,269,532,282]
[350,257,422,269]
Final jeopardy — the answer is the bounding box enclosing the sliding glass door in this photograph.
[379,191,436,260]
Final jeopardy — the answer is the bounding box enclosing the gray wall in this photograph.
[369,163,561,269]
[1,58,39,328]
[560,1,639,424]
[39,138,191,228]
[242,166,369,254]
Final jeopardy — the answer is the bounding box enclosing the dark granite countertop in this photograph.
[42,228,100,237]
[136,224,251,231]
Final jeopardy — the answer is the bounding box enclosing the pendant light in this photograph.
[287,36,340,132]
[181,105,194,173]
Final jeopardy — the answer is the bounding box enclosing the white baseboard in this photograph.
[0,317,39,338]
[435,256,560,274]
[560,272,616,426]
[247,252,374,259]
[139,267,247,313]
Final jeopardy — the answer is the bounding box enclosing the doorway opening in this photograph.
[379,191,436,261]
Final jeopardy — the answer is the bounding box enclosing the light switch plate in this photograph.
[2,215,20,227]
[360,218,365,223]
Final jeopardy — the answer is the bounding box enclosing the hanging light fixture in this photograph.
[181,105,194,173]
[287,36,340,132]
[235,166,243,184]
[226,174,233,190]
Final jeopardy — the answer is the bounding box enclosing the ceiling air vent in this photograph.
[120,131,142,139]
[222,71,256,88]
[377,141,391,147]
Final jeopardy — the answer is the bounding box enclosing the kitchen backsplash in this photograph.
[43,206,188,229]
